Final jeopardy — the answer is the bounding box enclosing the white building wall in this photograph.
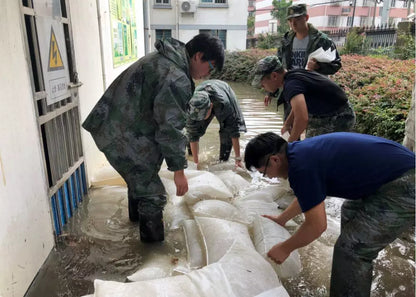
[0,1,145,296]
[75,0,146,185]
[150,0,248,50]
[0,2,54,296]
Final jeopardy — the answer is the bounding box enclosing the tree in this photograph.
[271,0,293,36]
[247,15,255,37]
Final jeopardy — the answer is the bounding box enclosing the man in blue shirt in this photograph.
[244,132,415,297]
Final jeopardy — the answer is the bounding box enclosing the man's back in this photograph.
[287,132,415,212]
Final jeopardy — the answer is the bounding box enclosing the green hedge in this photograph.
[211,50,415,142]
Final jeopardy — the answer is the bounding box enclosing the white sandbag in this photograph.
[191,200,248,225]
[195,217,254,264]
[239,190,275,203]
[214,170,250,195]
[92,241,280,297]
[161,177,177,197]
[253,286,290,297]
[93,274,201,297]
[182,219,206,269]
[159,168,204,181]
[184,172,233,205]
[165,201,193,230]
[261,182,293,200]
[234,200,281,223]
[275,194,295,210]
[187,240,281,297]
[252,215,302,279]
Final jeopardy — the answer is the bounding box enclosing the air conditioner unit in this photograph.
[180,0,197,13]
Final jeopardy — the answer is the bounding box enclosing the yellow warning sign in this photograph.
[48,27,64,71]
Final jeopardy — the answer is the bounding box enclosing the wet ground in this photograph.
[25,82,415,297]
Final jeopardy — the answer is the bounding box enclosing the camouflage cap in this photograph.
[251,56,283,88]
[287,4,307,19]
[188,90,211,121]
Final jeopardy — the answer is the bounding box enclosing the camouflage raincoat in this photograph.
[278,23,341,75]
[83,38,194,201]
[186,80,246,154]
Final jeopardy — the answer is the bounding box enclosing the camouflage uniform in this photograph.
[306,102,356,138]
[82,38,194,214]
[186,80,246,161]
[330,169,415,297]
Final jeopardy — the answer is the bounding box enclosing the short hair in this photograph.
[244,132,287,171]
[186,33,225,72]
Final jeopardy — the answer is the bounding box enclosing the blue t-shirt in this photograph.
[282,69,347,116]
[287,132,415,212]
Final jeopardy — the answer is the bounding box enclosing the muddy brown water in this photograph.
[25,81,415,297]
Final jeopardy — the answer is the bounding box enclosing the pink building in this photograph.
[254,0,414,36]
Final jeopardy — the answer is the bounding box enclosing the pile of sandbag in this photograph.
[84,165,300,297]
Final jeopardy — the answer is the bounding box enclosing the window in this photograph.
[328,16,339,27]
[360,17,368,27]
[199,29,226,49]
[155,0,170,4]
[201,0,227,3]
[347,16,353,27]
[363,0,368,6]
[156,29,172,41]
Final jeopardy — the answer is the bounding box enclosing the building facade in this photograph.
[254,0,413,36]
[149,0,248,51]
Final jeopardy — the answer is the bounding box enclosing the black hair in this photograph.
[185,33,225,72]
[244,132,287,171]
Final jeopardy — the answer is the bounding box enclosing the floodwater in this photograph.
[25,81,415,297]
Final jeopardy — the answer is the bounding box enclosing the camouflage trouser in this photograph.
[330,169,415,297]
[188,113,233,161]
[306,102,356,138]
[219,130,232,161]
[101,135,167,213]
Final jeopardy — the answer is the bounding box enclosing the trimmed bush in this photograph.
[211,50,415,142]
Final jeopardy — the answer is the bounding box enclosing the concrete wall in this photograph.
[0,1,145,296]
[0,2,54,296]
[150,0,248,50]
[74,0,146,185]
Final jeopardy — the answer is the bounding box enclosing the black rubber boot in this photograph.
[139,210,164,243]
[128,198,139,222]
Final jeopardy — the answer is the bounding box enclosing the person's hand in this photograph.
[174,170,188,196]
[264,95,272,106]
[267,242,290,264]
[306,58,319,71]
[281,124,291,135]
[262,214,286,227]
[235,159,243,169]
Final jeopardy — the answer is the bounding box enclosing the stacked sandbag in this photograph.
[87,241,285,297]
[252,215,302,279]
[86,167,297,297]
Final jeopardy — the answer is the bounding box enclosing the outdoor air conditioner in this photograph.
[180,0,197,13]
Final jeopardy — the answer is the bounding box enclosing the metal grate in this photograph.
[21,0,87,237]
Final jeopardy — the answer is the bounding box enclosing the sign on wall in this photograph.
[33,0,71,105]
[109,0,138,67]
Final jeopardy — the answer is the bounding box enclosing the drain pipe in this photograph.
[95,0,107,90]
[143,0,151,54]
[176,0,179,39]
